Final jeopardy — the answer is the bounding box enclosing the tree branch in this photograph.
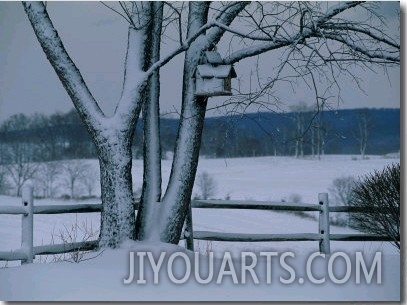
[320,33,400,63]
[99,1,135,28]
[320,23,400,49]
[224,1,365,64]
[205,2,249,47]
[22,1,105,131]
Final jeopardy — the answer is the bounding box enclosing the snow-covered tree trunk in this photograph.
[159,2,247,244]
[135,2,163,241]
[97,132,136,247]
[23,1,151,248]
[161,81,208,243]
[92,4,155,247]
[155,2,210,243]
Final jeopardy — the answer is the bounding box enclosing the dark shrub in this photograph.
[350,163,400,250]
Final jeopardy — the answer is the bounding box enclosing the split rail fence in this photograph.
[0,187,398,265]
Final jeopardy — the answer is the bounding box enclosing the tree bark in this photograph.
[23,1,153,248]
[97,132,135,248]
[157,2,247,244]
[158,2,211,244]
[136,2,163,241]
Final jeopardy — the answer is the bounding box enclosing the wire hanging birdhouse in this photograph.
[193,51,237,97]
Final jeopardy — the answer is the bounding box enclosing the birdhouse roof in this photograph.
[194,64,237,78]
[203,51,223,64]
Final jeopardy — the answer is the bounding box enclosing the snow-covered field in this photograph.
[0,155,400,301]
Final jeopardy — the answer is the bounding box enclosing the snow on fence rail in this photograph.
[185,193,399,253]
[0,187,101,264]
[0,187,398,265]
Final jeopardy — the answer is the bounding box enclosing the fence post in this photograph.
[318,193,330,255]
[185,201,194,251]
[21,186,34,264]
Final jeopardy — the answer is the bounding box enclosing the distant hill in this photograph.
[0,108,400,162]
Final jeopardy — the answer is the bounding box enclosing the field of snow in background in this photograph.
[0,155,400,301]
[0,154,399,254]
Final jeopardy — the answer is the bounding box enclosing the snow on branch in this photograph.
[143,21,217,77]
[23,1,243,127]
[22,2,104,128]
[205,2,249,46]
[115,7,152,121]
[312,1,362,25]
[223,2,369,64]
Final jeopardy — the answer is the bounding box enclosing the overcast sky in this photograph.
[0,2,400,122]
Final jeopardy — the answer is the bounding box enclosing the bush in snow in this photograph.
[349,163,400,250]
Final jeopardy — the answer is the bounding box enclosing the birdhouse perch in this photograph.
[193,51,237,97]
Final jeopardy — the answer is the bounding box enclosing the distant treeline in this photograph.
[0,108,400,164]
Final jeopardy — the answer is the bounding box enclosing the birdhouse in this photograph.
[193,51,237,97]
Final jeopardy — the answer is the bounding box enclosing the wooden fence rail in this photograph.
[0,187,398,265]
[184,193,399,253]
[0,187,101,264]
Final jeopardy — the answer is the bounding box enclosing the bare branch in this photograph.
[99,1,135,27]
[163,1,184,45]
[224,1,366,64]
[119,1,138,29]
[320,23,399,49]
[206,2,249,47]
[320,33,399,63]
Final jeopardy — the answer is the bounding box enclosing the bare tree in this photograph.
[313,103,327,160]
[23,1,399,248]
[154,1,399,244]
[197,171,217,200]
[0,167,10,195]
[24,2,165,247]
[290,102,311,158]
[329,176,357,207]
[61,160,90,199]
[353,108,372,159]
[3,143,38,196]
[23,1,244,247]
[328,176,357,225]
[81,166,99,197]
[34,161,61,198]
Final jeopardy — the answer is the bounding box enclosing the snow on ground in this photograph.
[0,155,400,301]
[191,154,399,203]
[0,241,400,301]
